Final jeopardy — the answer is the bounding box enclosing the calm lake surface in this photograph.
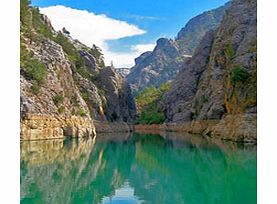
[20,132,257,204]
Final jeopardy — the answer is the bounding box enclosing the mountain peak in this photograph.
[126,3,228,94]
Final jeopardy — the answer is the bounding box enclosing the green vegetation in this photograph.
[20,44,31,67]
[231,66,250,85]
[20,0,31,25]
[78,108,86,117]
[58,106,65,114]
[53,94,64,106]
[54,33,81,65]
[20,1,90,79]
[226,66,256,114]
[20,0,107,90]
[20,0,108,117]
[69,105,86,117]
[201,95,209,103]
[20,1,50,94]
[76,66,90,79]
[21,43,48,94]
[31,7,53,39]
[81,90,90,101]
[135,83,171,124]
[31,83,40,95]
[21,0,53,39]
[138,111,165,125]
[223,43,256,114]
[24,59,48,84]
[225,43,235,60]
[88,45,105,68]
[53,33,91,78]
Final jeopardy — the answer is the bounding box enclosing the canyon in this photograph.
[20,0,256,143]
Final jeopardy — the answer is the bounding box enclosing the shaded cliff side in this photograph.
[126,3,229,94]
[163,0,257,142]
[20,1,136,140]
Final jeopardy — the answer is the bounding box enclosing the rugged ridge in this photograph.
[127,38,188,93]
[163,0,257,142]
[176,2,230,54]
[126,3,229,94]
[20,2,136,140]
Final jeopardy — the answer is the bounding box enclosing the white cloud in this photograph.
[39,5,153,68]
[105,51,138,68]
[125,14,163,21]
[104,43,156,68]
[131,44,156,53]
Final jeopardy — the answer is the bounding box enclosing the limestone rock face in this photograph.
[207,114,257,143]
[20,6,136,139]
[193,0,257,121]
[126,3,229,94]
[20,37,89,117]
[98,66,136,122]
[163,0,257,141]
[176,2,230,54]
[164,30,216,122]
[115,68,131,78]
[127,38,189,93]
[20,115,96,140]
[20,32,96,139]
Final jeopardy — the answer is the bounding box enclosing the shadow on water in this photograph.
[20,132,257,204]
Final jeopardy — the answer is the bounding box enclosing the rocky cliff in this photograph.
[163,0,257,142]
[176,2,230,54]
[127,39,189,93]
[126,3,229,94]
[20,2,136,140]
[115,68,131,78]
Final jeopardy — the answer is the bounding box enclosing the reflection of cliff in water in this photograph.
[20,133,135,204]
[130,133,256,204]
[21,133,256,204]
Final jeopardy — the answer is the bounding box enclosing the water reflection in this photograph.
[21,132,257,204]
[102,182,141,204]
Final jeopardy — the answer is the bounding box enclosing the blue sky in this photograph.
[32,0,229,67]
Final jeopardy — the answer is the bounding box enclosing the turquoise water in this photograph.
[20,133,257,204]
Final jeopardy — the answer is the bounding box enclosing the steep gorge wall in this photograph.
[20,4,136,140]
[163,0,257,142]
[20,31,96,140]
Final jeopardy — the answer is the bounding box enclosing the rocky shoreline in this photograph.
[21,113,256,143]
[20,114,134,141]
[20,114,96,141]
[94,121,134,133]
[135,114,257,143]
